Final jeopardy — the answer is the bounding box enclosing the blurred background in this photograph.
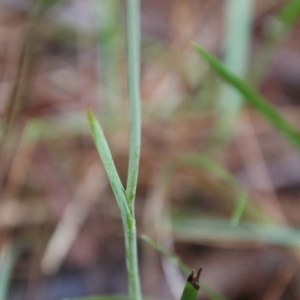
[1,0,300,299]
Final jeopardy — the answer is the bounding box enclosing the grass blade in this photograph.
[125,0,141,210]
[193,44,300,150]
[87,110,131,218]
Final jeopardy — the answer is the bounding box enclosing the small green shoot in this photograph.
[125,0,141,212]
[180,269,202,300]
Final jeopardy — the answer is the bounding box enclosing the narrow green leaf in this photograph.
[126,0,142,210]
[193,44,300,150]
[87,109,131,219]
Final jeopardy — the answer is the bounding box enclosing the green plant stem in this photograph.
[89,1,142,298]
[125,0,141,211]
[124,218,141,300]
[125,0,142,298]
